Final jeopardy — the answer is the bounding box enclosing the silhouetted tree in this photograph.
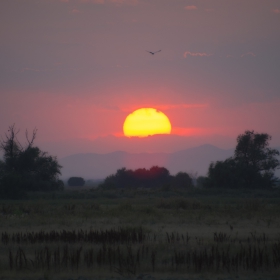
[172,172,193,188]
[68,177,85,187]
[100,168,132,189]
[100,166,172,189]
[133,166,170,188]
[206,130,280,189]
[207,158,246,189]
[234,130,279,187]
[196,176,208,188]
[0,125,63,199]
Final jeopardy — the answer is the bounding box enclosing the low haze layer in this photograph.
[60,144,234,179]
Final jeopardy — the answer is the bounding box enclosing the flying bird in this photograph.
[146,50,161,55]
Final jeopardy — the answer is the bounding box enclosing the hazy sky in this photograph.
[1,0,280,156]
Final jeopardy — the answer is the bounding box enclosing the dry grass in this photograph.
[0,188,280,279]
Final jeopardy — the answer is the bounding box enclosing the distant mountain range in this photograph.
[59,144,236,180]
[40,134,235,158]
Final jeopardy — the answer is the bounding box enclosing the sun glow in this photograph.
[123,108,172,137]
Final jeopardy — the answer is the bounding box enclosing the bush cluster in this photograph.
[100,166,193,189]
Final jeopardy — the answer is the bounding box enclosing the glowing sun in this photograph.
[123,108,172,137]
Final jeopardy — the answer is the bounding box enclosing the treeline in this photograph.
[0,126,279,199]
[100,166,193,189]
[101,130,280,190]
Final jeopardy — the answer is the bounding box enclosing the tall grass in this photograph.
[3,229,280,275]
[1,188,280,277]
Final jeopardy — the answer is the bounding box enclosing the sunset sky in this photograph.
[1,0,280,157]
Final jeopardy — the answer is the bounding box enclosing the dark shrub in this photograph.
[68,177,85,187]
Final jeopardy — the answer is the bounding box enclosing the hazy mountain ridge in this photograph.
[40,134,235,158]
[60,144,235,180]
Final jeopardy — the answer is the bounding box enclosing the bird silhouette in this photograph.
[146,50,161,55]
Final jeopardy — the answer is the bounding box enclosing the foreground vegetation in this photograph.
[1,188,280,279]
[1,127,279,279]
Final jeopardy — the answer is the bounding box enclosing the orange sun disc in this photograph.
[123,108,172,137]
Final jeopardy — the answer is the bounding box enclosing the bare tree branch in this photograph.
[0,124,22,158]
[25,128,37,148]
[0,125,39,158]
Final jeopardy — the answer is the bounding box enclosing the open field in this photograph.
[1,188,280,280]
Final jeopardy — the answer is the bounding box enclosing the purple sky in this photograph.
[1,0,280,157]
